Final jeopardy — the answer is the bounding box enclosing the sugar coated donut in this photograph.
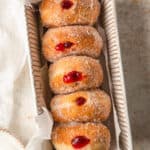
[52,122,111,150]
[42,26,103,62]
[49,56,103,94]
[50,90,111,122]
[40,0,100,27]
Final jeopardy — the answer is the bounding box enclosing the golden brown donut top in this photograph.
[52,122,111,149]
[50,90,111,122]
[42,26,103,62]
[39,0,100,27]
[49,56,103,94]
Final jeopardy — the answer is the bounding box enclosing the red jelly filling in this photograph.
[55,43,65,51]
[61,0,73,9]
[76,97,86,106]
[55,41,74,51]
[63,71,83,83]
[71,136,90,149]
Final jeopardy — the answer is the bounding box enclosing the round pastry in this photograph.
[52,123,111,150]
[39,0,100,27]
[50,90,111,122]
[42,26,103,62]
[49,56,103,94]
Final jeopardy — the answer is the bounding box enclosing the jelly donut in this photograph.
[50,90,111,122]
[39,0,100,27]
[49,56,103,94]
[42,26,103,62]
[52,123,111,150]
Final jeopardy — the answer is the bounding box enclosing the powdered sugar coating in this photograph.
[52,122,111,150]
[50,89,111,122]
[39,0,100,27]
[49,56,103,94]
[42,26,103,62]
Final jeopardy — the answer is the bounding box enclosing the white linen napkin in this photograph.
[0,0,53,149]
[0,0,28,130]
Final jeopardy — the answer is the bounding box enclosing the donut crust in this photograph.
[49,56,103,94]
[52,123,111,150]
[39,0,100,27]
[50,90,111,122]
[42,26,103,62]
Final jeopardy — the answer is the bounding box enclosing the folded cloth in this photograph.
[0,0,28,130]
[0,0,52,149]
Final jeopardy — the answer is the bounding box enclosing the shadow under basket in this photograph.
[25,0,133,149]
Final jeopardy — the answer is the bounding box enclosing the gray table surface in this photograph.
[116,0,150,149]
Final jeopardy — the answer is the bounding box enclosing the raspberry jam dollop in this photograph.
[63,71,83,83]
[71,136,90,149]
[76,97,86,106]
[55,41,74,51]
[61,0,73,9]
